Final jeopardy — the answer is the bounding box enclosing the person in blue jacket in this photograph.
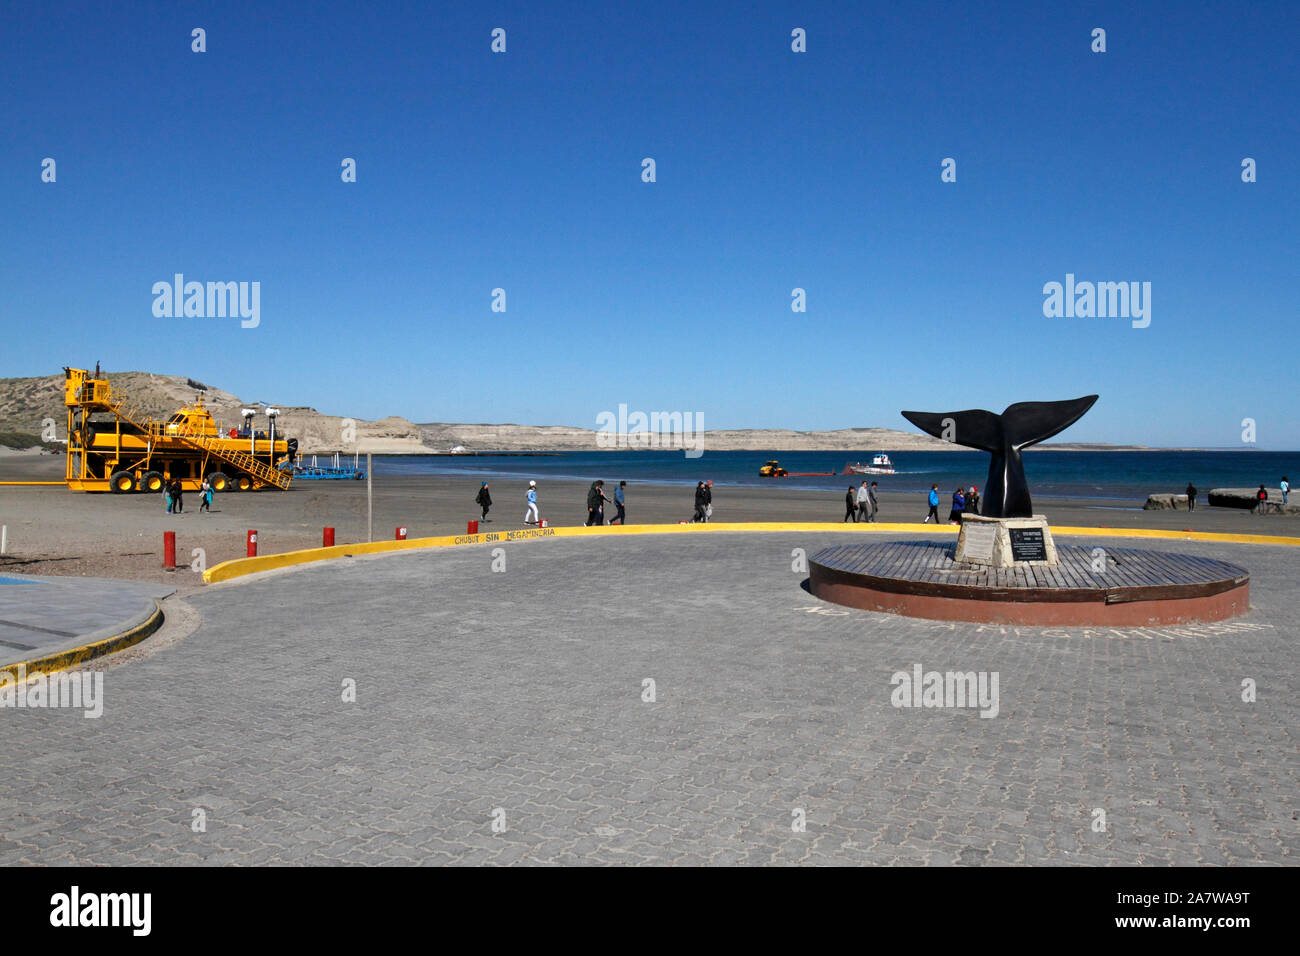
[524,480,540,525]
[924,485,940,523]
[611,481,627,524]
[949,487,966,524]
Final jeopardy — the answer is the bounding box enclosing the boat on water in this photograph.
[846,453,896,475]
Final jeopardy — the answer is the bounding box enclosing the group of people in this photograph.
[473,479,548,526]
[1248,476,1289,512]
[164,478,215,514]
[475,471,1295,530]
[474,478,629,527]
[842,480,880,522]
[921,484,980,524]
[586,480,629,525]
[1185,476,1290,513]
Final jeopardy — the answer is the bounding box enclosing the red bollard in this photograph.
[467,520,479,534]
[323,527,335,547]
[396,526,407,540]
[163,531,176,570]
[247,529,258,557]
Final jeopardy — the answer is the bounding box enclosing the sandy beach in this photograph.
[1,451,1291,593]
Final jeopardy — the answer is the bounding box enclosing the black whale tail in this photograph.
[999,396,1099,449]
[901,396,1099,519]
[901,396,1098,452]
[900,408,1005,452]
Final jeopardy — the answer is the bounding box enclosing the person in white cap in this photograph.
[524,480,540,525]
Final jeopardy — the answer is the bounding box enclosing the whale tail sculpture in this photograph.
[901,396,1098,518]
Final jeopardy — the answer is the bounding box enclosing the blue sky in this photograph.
[1,1,1296,447]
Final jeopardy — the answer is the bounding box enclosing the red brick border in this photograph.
[809,565,1250,626]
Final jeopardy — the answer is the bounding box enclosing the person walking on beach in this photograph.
[1256,484,1269,513]
[1282,477,1290,505]
[475,482,492,521]
[1185,482,1197,512]
[524,480,540,525]
[948,487,965,524]
[704,480,713,521]
[199,478,212,513]
[691,481,708,523]
[610,481,627,524]
[856,481,870,521]
[586,481,610,526]
[924,485,940,523]
[170,479,184,514]
[869,481,879,522]
[967,486,980,516]
[844,485,858,522]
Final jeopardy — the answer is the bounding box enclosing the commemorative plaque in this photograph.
[960,520,997,564]
[954,513,1058,567]
[1008,527,1048,562]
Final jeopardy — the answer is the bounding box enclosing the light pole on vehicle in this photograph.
[266,407,280,465]
[241,408,256,456]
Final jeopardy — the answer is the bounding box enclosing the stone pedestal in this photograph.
[954,514,1058,567]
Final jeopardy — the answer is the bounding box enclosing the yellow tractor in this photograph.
[63,367,296,493]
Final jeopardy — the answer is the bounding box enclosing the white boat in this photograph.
[846,453,895,475]
[448,445,469,455]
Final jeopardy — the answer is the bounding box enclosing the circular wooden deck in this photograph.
[808,542,1250,626]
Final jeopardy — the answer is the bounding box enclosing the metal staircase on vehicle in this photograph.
[107,398,292,489]
[174,429,292,489]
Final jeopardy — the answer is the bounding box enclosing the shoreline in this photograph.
[2,453,1294,592]
[300,444,1280,456]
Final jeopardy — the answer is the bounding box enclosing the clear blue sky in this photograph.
[2,1,1296,447]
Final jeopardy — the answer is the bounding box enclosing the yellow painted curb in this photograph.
[1049,526,1300,547]
[202,523,951,583]
[0,602,164,681]
[202,521,1300,586]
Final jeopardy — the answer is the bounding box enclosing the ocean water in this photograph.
[364,449,1298,504]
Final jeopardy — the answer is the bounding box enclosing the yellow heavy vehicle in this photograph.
[63,367,297,493]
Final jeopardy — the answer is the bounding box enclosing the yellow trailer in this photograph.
[63,367,296,493]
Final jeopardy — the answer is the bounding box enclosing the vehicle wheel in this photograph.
[141,471,165,493]
[207,472,230,492]
[109,471,136,493]
[83,425,97,446]
[236,475,252,491]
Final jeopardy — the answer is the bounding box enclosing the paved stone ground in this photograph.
[0,532,1295,865]
[0,574,173,668]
